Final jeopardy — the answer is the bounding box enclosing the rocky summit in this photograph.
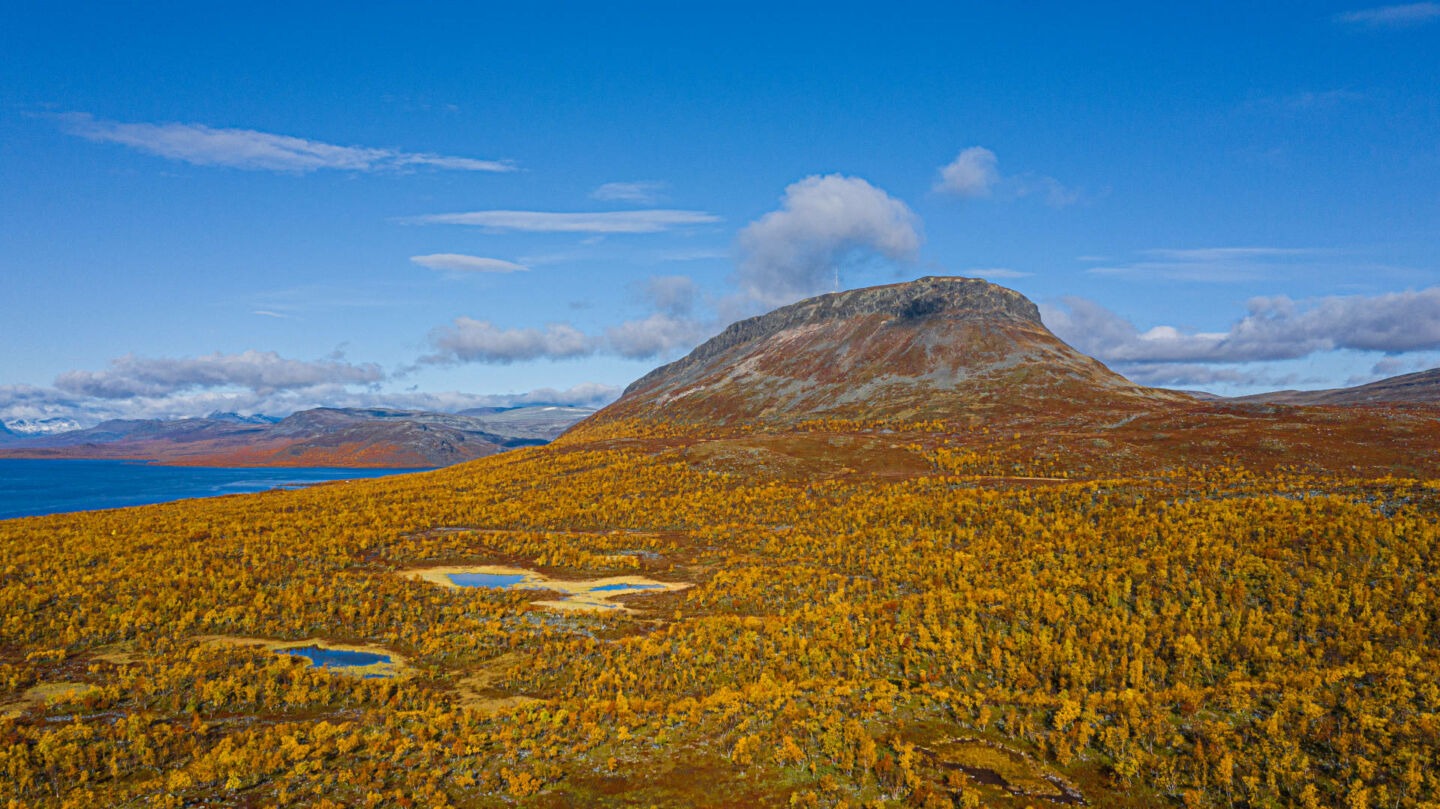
[590,276,1181,428]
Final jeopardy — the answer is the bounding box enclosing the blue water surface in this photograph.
[276,646,391,670]
[448,572,528,589]
[0,458,426,520]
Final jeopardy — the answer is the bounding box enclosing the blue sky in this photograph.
[2,2,1437,428]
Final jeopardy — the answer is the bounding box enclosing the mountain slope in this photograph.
[587,276,1182,430]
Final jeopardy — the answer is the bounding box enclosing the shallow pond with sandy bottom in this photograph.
[400,564,691,613]
[196,636,411,678]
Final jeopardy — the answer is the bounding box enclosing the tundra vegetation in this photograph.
[1,417,1438,808]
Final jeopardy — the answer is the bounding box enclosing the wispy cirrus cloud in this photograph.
[402,209,720,233]
[56,112,515,173]
[1141,247,1328,261]
[410,254,530,273]
[965,267,1032,279]
[655,247,729,262]
[591,180,668,204]
[1333,2,1439,27]
[1085,246,1337,282]
[1268,89,1366,112]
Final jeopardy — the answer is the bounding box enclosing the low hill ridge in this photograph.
[1230,367,1440,406]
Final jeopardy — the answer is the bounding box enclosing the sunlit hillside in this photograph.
[3,407,1438,807]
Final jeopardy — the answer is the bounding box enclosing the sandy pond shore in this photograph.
[400,564,691,613]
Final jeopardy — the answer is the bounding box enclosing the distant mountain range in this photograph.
[1221,368,1440,406]
[0,405,595,467]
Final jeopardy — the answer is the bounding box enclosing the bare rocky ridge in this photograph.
[589,276,1186,428]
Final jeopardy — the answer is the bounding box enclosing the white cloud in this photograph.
[0,381,622,431]
[57,113,514,173]
[252,310,292,319]
[332,383,620,411]
[404,209,720,233]
[935,146,1079,206]
[1334,3,1439,27]
[410,254,530,273]
[422,311,711,365]
[424,319,594,364]
[603,312,709,359]
[591,181,668,204]
[935,147,999,197]
[1041,287,1440,365]
[495,382,621,408]
[53,351,384,399]
[735,174,922,307]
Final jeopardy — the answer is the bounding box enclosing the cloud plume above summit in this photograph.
[735,174,922,308]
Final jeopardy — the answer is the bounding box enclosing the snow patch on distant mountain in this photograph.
[3,417,83,435]
[205,411,282,424]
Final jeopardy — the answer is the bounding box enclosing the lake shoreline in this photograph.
[0,458,429,521]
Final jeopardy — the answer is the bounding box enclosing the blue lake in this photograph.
[276,646,391,670]
[448,572,529,589]
[0,458,425,520]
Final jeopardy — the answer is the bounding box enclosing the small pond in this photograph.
[402,564,692,613]
[588,583,664,592]
[277,646,392,670]
[448,572,529,589]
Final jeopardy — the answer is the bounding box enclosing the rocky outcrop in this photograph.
[624,277,1041,396]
